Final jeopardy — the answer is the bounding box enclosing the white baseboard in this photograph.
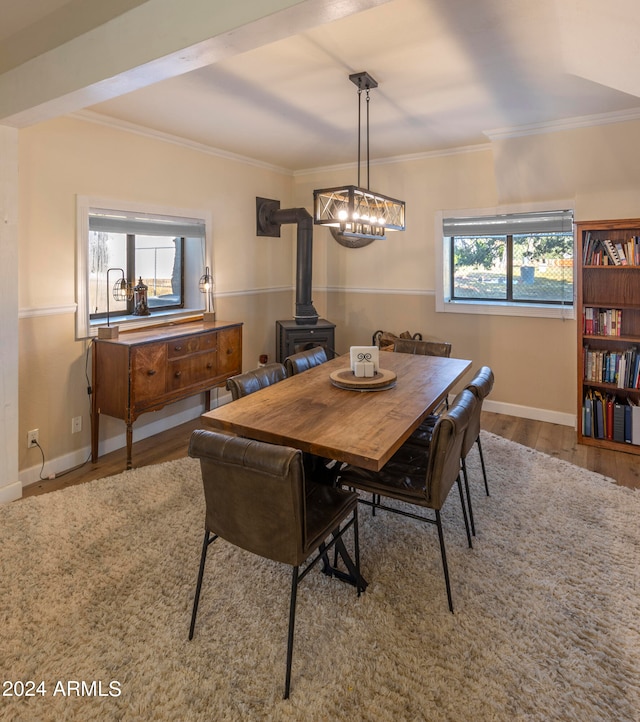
[0,480,22,504]
[19,390,234,489]
[483,399,576,428]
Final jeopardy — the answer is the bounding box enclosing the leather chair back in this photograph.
[426,388,476,509]
[189,430,306,566]
[226,362,287,400]
[284,346,328,376]
[393,338,452,358]
[462,366,494,457]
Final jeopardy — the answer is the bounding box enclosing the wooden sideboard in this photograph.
[91,320,242,469]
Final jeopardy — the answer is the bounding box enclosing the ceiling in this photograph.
[4,0,640,171]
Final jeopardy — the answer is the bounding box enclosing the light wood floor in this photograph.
[21,411,640,499]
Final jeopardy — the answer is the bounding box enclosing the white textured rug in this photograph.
[2,433,639,721]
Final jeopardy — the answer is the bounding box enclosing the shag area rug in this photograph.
[2,433,639,721]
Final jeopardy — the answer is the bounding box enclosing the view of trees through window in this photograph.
[451,231,573,304]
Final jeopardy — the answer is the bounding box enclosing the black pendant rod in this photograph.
[366,88,370,190]
[357,86,362,188]
[349,71,377,191]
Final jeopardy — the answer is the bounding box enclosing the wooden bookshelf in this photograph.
[577,218,640,454]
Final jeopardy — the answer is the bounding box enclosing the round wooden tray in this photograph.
[329,367,397,391]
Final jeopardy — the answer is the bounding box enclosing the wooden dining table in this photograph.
[201,351,472,471]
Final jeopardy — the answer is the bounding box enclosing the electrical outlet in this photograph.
[72,416,82,434]
[27,429,39,448]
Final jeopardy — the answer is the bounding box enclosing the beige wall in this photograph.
[17,113,640,480]
[18,116,295,478]
[298,119,640,421]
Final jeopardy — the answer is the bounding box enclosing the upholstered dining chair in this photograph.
[463,366,494,498]
[284,346,328,376]
[393,337,452,358]
[393,337,452,415]
[188,429,362,699]
[225,362,287,400]
[284,345,341,483]
[407,366,495,538]
[337,389,476,613]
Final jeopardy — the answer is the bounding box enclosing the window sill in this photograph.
[88,308,205,337]
[437,299,575,320]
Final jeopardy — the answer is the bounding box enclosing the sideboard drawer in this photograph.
[167,351,217,391]
[167,331,217,358]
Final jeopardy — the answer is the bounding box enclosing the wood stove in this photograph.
[276,319,336,363]
[256,197,336,363]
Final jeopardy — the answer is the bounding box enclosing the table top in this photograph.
[201,352,472,471]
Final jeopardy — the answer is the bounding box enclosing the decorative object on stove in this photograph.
[373,329,423,349]
[97,267,133,339]
[199,266,215,323]
[256,197,318,325]
[132,276,150,316]
[350,346,380,377]
[313,72,406,248]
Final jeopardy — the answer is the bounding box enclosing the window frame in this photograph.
[435,202,576,320]
[76,196,212,339]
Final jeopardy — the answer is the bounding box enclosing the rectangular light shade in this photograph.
[313,185,405,234]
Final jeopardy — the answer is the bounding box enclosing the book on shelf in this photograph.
[582,307,622,336]
[624,400,632,444]
[603,239,621,265]
[583,393,640,445]
[613,400,625,442]
[594,391,605,439]
[583,393,592,437]
[606,396,614,439]
[583,345,639,387]
[583,235,640,265]
[632,400,640,445]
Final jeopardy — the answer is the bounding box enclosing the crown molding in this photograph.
[485,107,640,142]
[69,110,294,176]
[69,105,640,177]
[294,143,490,177]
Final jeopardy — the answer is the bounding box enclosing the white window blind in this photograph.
[443,209,573,237]
[89,209,206,238]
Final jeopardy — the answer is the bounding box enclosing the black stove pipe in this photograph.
[263,204,319,325]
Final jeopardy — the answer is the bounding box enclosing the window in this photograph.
[437,208,574,318]
[76,198,211,338]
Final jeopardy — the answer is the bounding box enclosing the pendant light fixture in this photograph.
[313,72,405,248]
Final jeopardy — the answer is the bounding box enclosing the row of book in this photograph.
[582,232,640,265]
[583,392,640,444]
[583,307,623,336]
[583,346,640,388]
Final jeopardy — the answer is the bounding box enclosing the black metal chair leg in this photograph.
[435,510,454,614]
[476,436,490,496]
[284,567,299,700]
[352,507,362,596]
[318,541,333,578]
[189,529,215,640]
[372,492,378,516]
[461,458,476,536]
[456,475,473,549]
